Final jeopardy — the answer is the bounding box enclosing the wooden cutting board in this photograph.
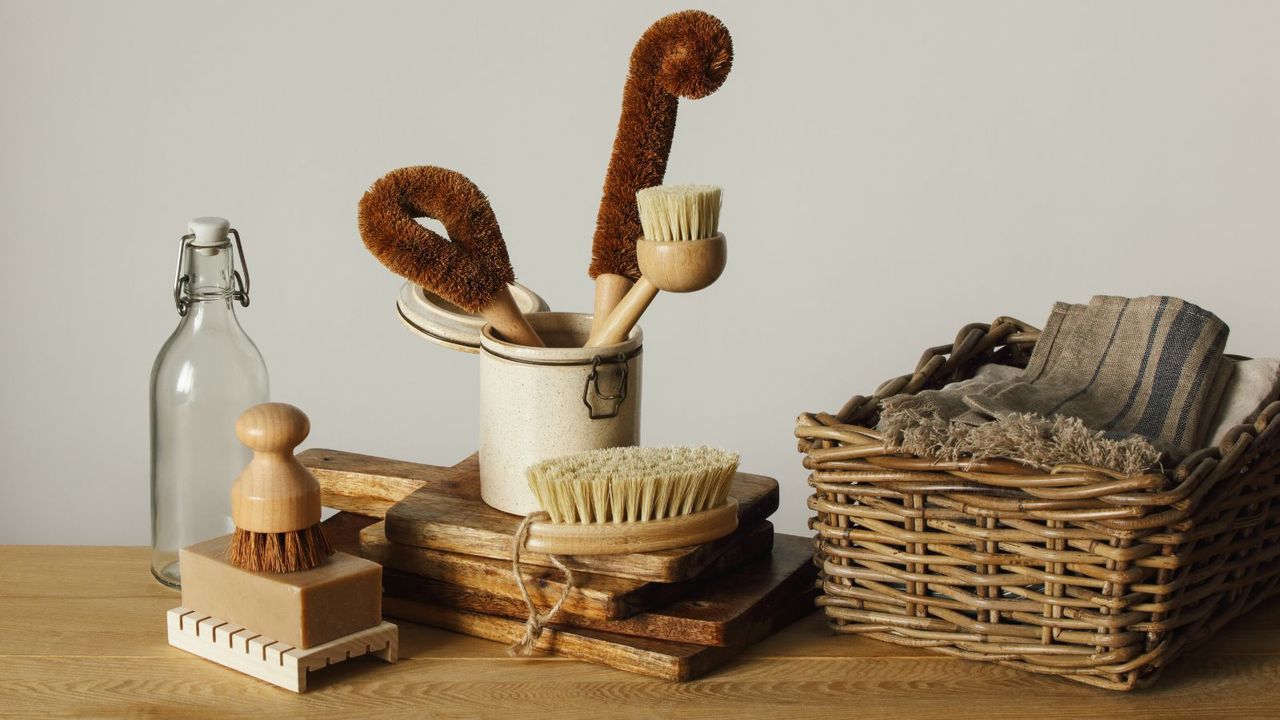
[362,520,774,621]
[302,449,780,583]
[383,533,818,648]
[381,534,819,680]
[300,449,477,519]
[383,468,779,584]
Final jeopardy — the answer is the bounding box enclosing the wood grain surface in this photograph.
[300,449,479,519]
[380,533,817,681]
[303,450,777,582]
[381,533,817,649]
[4,546,1280,719]
[360,519,775,621]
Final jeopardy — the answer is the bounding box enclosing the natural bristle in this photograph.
[227,525,334,573]
[636,185,722,243]
[526,446,739,524]
[358,166,515,314]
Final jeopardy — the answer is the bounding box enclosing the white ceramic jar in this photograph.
[478,312,642,515]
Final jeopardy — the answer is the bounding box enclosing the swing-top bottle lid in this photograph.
[188,216,231,247]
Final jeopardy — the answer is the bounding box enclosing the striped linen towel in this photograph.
[879,296,1233,474]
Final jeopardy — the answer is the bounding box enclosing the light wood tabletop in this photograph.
[2,546,1277,719]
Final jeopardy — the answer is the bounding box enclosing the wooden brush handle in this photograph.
[231,403,323,534]
[481,287,544,347]
[585,277,658,348]
[589,273,634,336]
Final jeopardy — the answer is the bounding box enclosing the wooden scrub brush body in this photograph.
[228,403,333,573]
[523,446,740,555]
[589,10,733,335]
[359,166,543,347]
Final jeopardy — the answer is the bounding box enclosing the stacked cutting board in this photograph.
[302,449,817,680]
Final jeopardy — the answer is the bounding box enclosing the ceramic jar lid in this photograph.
[395,281,550,353]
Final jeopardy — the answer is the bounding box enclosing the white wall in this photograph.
[1,0,1276,544]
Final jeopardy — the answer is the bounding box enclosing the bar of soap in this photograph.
[180,535,382,649]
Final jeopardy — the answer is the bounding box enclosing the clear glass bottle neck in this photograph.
[182,244,238,322]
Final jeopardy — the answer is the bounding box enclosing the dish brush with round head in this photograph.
[358,166,543,347]
[589,10,733,336]
[585,184,726,347]
[227,403,334,573]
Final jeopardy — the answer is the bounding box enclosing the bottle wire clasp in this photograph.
[172,228,252,316]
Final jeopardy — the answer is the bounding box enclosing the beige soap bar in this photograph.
[180,535,382,649]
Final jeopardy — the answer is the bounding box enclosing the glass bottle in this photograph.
[150,217,269,588]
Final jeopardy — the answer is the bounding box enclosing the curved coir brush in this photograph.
[588,10,733,334]
[359,166,543,347]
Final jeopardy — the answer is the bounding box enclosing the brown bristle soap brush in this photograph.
[585,184,726,347]
[227,402,332,572]
[169,402,397,692]
[360,166,544,347]
[588,10,733,336]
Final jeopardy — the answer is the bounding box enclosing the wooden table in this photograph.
[3,546,1277,719]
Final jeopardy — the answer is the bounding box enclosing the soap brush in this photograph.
[589,10,733,337]
[359,166,544,347]
[227,403,333,573]
[585,184,726,347]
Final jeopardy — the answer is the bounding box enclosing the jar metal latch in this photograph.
[583,353,629,420]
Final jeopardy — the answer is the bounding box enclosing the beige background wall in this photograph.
[1,0,1276,544]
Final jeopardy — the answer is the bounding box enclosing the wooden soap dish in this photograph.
[167,607,398,693]
[523,499,739,556]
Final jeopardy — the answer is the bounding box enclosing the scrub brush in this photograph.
[589,10,733,337]
[507,445,740,656]
[227,403,334,573]
[586,184,726,347]
[523,445,740,554]
[359,166,544,347]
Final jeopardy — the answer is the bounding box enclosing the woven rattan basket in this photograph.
[795,317,1280,690]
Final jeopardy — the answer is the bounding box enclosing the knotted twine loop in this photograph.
[507,511,576,657]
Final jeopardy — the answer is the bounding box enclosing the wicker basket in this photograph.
[795,317,1280,690]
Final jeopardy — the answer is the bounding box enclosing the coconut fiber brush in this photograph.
[360,166,543,347]
[588,10,733,336]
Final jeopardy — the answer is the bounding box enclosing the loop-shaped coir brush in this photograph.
[360,166,544,347]
[588,10,733,336]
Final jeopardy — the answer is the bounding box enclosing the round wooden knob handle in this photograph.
[236,403,310,454]
[231,403,321,534]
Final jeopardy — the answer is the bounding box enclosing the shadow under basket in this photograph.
[795,317,1280,690]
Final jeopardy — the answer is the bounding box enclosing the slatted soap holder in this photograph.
[167,607,398,692]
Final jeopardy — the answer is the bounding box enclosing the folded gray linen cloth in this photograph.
[879,296,1232,474]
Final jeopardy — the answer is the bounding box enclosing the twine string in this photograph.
[508,511,576,657]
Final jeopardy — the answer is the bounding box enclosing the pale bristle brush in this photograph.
[585,184,727,347]
[507,445,740,656]
[527,445,738,525]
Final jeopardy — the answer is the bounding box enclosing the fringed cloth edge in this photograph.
[879,397,1163,476]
